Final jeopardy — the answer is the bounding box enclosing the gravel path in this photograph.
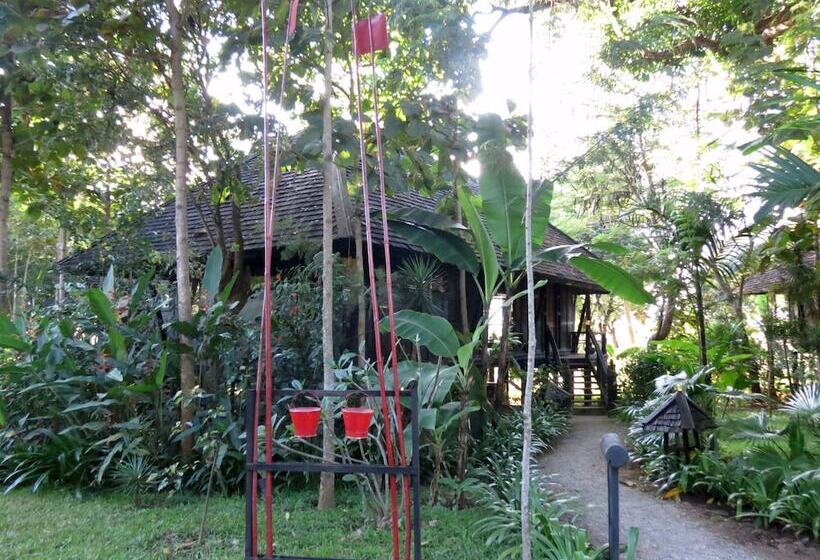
[538,415,816,560]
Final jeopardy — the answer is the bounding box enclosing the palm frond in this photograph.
[781,384,820,421]
[751,147,820,223]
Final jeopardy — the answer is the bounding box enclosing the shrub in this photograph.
[619,349,675,403]
[627,376,820,539]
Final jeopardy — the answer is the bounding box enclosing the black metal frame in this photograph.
[244,388,422,560]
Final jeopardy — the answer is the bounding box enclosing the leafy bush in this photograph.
[627,376,820,539]
[0,254,259,494]
[618,349,675,403]
[466,406,609,559]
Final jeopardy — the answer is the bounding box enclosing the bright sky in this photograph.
[471,4,758,195]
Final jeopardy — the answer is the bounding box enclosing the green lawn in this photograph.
[0,488,490,559]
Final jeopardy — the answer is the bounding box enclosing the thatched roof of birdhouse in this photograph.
[641,392,715,433]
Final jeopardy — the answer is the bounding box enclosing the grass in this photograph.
[0,487,491,559]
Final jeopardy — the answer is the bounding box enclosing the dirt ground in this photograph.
[538,415,818,560]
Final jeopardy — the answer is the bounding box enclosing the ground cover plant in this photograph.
[623,372,820,539]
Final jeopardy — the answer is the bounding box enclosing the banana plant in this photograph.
[389,113,653,310]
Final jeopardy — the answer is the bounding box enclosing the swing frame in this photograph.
[244,387,423,560]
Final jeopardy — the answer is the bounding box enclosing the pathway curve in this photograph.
[538,415,815,560]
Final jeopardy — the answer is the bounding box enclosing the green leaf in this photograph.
[63,399,117,413]
[751,147,820,222]
[531,179,554,246]
[569,256,654,305]
[170,320,199,338]
[418,408,437,431]
[126,383,159,394]
[458,185,499,301]
[0,400,6,427]
[0,335,30,352]
[202,246,223,304]
[220,271,239,303]
[457,340,479,374]
[388,208,468,231]
[477,114,526,266]
[535,244,583,262]
[391,361,458,406]
[382,310,459,358]
[108,328,126,361]
[129,269,155,316]
[389,221,478,275]
[0,314,19,336]
[154,351,168,387]
[86,288,117,327]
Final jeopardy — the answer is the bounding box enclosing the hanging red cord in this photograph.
[351,5,402,560]
[252,0,300,556]
[363,15,414,560]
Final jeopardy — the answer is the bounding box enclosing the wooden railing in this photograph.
[585,328,615,408]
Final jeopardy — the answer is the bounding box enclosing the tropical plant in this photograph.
[394,256,446,315]
[627,372,820,538]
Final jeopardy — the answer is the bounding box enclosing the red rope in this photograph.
[253,1,299,556]
[351,6,401,560]
[364,16,413,560]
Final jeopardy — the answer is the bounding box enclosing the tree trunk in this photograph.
[693,265,708,371]
[764,294,777,407]
[495,301,511,407]
[521,6,535,558]
[0,93,13,315]
[230,198,249,304]
[318,0,335,511]
[55,228,66,307]
[165,0,195,461]
[651,291,676,341]
[457,202,469,333]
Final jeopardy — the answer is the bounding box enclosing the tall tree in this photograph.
[318,0,336,511]
[165,0,196,460]
[520,4,536,559]
[0,87,11,314]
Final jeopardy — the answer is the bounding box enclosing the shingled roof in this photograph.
[744,252,816,295]
[641,392,715,434]
[60,157,604,293]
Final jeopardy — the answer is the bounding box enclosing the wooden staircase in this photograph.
[560,351,606,414]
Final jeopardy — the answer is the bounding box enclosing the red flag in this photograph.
[353,13,388,56]
[287,0,300,38]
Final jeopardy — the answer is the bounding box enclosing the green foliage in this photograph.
[393,257,446,315]
[0,264,257,494]
[751,147,820,223]
[619,349,675,403]
[468,406,599,559]
[381,309,460,358]
[626,371,820,538]
[568,256,653,305]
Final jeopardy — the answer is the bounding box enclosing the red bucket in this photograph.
[342,407,373,439]
[289,407,321,438]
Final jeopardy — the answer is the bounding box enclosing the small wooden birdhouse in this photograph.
[641,391,715,463]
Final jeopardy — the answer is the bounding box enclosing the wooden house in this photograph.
[60,159,614,410]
